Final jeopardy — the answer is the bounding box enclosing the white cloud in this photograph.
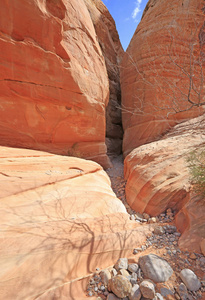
[132,0,142,20]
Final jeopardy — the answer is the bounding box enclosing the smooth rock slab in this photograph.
[110,275,132,298]
[179,269,201,291]
[139,254,173,283]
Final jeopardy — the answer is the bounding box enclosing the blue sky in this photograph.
[101,0,149,50]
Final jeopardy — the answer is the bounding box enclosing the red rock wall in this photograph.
[0,0,111,167]
[121,0,205,156]
[84,0,124,156]
[124,115,205,253]
[124,115,205,216]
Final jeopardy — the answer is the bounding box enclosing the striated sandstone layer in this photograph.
[84,0,124,156]
[124,115,205,217]
[121,0,205,156]
[0,146,151,300]
[0,0,111,168]
[176,193,205,253]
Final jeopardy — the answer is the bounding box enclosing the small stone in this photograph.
[156,293,164,300]
[130,277,138,286]
[189,253,197,260]
[143,213,150,220]
[107,293,121,300]
[130,214,136,221]
[149,217,157,223]
[118,269,130,278]
[177,283,188,300]
[94,286,98,292]
[88,291,93,297]
[96,297,103,300]
[133,249,138,255]
[110,268,118,277]
[129,284,141,300]
[100,285,105,292]
[110,275,132,298]
[114,258,128,271]
[139,254,173,282]
[100,269,111,285]
[180,269,201,291]
[141,245,146,251]
[154,226,165,236]
[200,257,205,266]
[163,225,177,234]
[140,280,155,299]
[160,287,174,297]
[128,263,139,273]
[89,278,95,285]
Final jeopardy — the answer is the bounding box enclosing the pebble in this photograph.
[114,258,128,271]
[118,269,130,278]
[133,249,138,255]
[155,292,164,300]
[149,217,157,223]
[177,283,188,300]
[154,226,165,235]
[180,269,201,291]
[129,284,141,300]
[140,280,155,299]
[100,269,111,285]
[128,263,139,273]
[107,294,121,300]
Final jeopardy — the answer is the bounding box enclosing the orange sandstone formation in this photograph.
[0,0,111,167]
[121,0,205,156]
[0,146,150,300]
[84,0,124,156]
[176,193,205,254]
[124,115,205,218]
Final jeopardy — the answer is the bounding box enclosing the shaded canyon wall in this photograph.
[84,0,124,156]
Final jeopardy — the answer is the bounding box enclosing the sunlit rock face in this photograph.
[0,146,151,300]
[121,0,205,156]
[124,115,205,217]
[84,0,124,156]
[0,0,112,168]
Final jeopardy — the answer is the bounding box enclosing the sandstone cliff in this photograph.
[84,0,124,156]
[0,146,151,299]
[121,0,205,156]
[0,0,111,167]
[124,114,205,251]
